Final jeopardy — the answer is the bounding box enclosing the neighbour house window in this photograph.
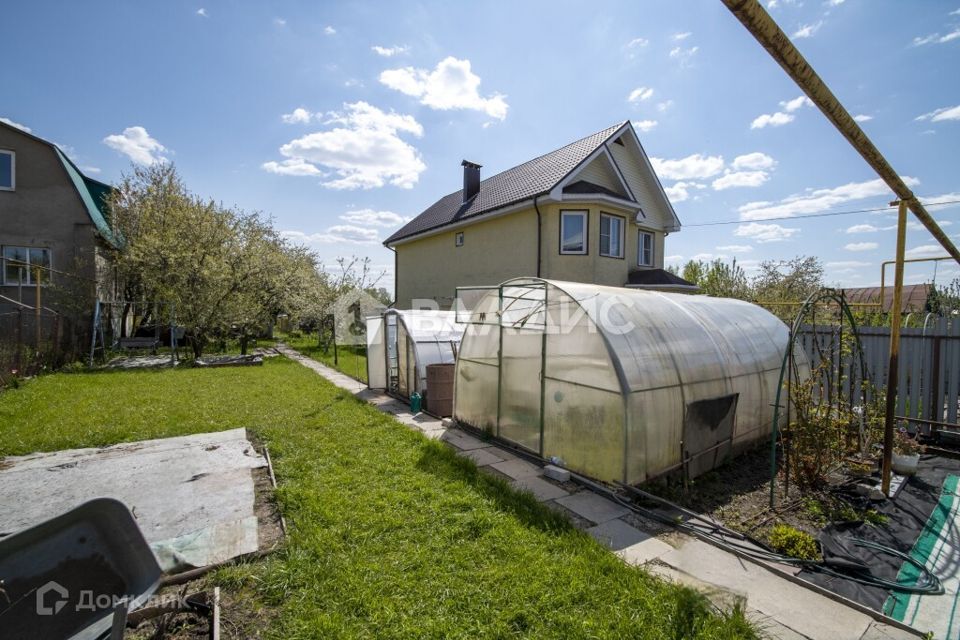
[638,231,654,267]
[2,246,51,285]
[560,210,588,255]
[599,213,624,258]
[0,150,14,191]
[455,231,464,247]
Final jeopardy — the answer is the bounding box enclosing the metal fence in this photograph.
[0,309,83,379]
[797,316,960,428]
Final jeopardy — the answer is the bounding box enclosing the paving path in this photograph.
[276,344,922,640]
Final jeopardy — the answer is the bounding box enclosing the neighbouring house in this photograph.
[0,120,118,319]
[841,284,934,313]
[384,121,695,310]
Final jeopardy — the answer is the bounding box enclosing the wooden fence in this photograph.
[797,317,960,428]
[0,309,81,380]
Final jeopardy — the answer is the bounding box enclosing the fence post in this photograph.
[882,200,908,496]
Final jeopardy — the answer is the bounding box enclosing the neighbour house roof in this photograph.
[0,120,119,248]
[385,121,679,245]
[841,284,933,313]
[626,268,699,290]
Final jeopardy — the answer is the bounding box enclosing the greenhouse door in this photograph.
[682,394,738,479]
[498,328,543,453]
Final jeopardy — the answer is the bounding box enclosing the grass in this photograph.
[0,357,757,639]
[283,332,368,384]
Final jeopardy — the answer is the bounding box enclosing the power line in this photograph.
[685,199,960,228]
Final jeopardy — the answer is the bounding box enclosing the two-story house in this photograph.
[0,120,118,315]
[385,121,695,309]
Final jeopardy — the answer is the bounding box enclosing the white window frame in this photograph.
[455,231,464,247]
[638,231,654,267]
[0,149,15,191]
[2,246,51,286]
[599,212,624,259]
[559,210,588,255]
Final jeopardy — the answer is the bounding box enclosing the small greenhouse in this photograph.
[366,309,466,402]
[454,278,805,484]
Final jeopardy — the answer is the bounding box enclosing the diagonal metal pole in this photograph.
[721,0,960,266]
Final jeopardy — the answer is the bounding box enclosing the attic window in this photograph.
[455,232,464,247]
[612,137,625,146]
[0,150,14,191]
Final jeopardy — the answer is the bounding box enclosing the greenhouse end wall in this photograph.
[453,278,795,484]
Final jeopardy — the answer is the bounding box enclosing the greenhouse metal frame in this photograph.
[454,278,802,484]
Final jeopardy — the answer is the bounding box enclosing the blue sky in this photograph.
[3,0,959,293]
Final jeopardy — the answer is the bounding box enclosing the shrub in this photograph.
[767,524,819,560]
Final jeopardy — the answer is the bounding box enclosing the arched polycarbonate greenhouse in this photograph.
[366,309,466,401]
[454,278,804,484]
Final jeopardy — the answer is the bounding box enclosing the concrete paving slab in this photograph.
[555,491,630,524]
[511,476,569,502]
[459,447,506,467]
[588,518,659,553]
[660,538,876,640]
[615,535,674,566]
[747,609,810,640]
[441,430,491,451]
[489,457,541,480]
[859,622,921,640]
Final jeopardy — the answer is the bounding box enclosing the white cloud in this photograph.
[281,107,314,124]
[650,153,724,180]
[656,99,674,112]
[734,222,799,243]
[0,117,31,132]
[103,126,168,165]
[626,37,649,48]
[732,152,776,171]
[717,245,753,253]
[324,25,336,35]
[282,226,380,246]
[712,171,769,190]
[627,87,654,103]
[632,119,658,133]
[380,57,508,120]
[264,101,425,189]
[905,244,948,257]
[669,46,699,65]
[663,181,706,203]
[737,176,920,220]
[916,105,960,122]
[673,32,692,41]
[827,261,870,269]
[844,242,878,252]
[827,0,846,5]
[196,8,208,17]
[372,45,409,57]
[780,95,813,112]
[751,112,795,129]
[80,165,101,174]
[913,27,960,46]
[274,17,286,26]
[793,20,823,39]
[853,114,873,122]
[846,223,878,233]
[338,209,410,227]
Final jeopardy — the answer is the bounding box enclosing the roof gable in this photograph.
[385,122,629,245]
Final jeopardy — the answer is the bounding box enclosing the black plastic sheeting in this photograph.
[800,455,960,610]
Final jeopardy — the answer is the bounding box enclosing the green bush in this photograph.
[768,524,819,560]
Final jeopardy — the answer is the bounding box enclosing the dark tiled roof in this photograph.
[626,269,698,288]
[562,180,629,199]
[841,284,932,312]
[385,122,628,245]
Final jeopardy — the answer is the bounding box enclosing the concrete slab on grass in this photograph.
[555,491,629,524]
[588,518,666,557]
[511,476,570,502]
[460,447,506,467]
[489,458,541,480]
[441,430,490,451]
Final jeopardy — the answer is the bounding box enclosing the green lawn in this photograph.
[283,333,368,384]
[0,358,756,639]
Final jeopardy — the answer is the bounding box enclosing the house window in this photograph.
[2,246,50,285]
[455,231,464,247]
[560,210,588,255]
[0,150,14,191]
[599,213,624,258]
[638,231,654,267]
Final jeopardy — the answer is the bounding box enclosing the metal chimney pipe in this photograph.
[461,160,481,203]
